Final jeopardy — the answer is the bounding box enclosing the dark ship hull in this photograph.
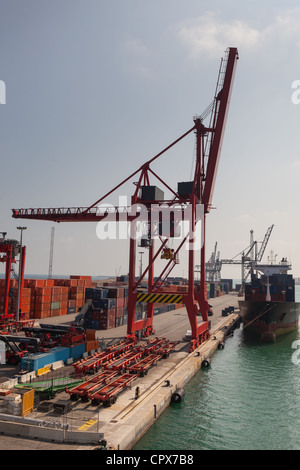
[238,299,300,342]
[239,260,300,342]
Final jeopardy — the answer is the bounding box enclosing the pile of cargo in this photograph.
[84,284,128,330]
[0,276,92,320]
[206,280,231,298]
[84,281,187,330]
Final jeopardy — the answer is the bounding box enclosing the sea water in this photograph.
[134,285,300,450]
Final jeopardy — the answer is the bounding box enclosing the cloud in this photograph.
[176,8,300,60]
[122,38,155,78]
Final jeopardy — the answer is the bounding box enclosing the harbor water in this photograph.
[134,286,300,450]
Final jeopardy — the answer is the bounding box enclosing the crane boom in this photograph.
[201,47,238,212]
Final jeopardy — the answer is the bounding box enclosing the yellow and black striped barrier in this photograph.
[137,292,183,304]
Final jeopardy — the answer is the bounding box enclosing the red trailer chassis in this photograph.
[73,339,137,375]
[88,373,137,407]
[127,354,161,376]
[66,370,118,401]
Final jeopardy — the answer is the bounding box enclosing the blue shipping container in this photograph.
[69,343,86,360]
[20,347,71,372]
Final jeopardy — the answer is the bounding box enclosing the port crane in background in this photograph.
[206,225,274,294]
[196,241,222,282]
[11,47,238,351]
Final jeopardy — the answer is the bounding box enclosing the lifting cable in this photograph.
[242,304,275,330]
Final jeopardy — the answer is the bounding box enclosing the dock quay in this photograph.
[0,293,241,450]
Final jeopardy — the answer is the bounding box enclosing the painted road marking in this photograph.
[77,418,97,431]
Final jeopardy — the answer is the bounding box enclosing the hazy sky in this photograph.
[1,0,300,280]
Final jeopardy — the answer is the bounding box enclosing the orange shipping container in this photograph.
[28,279,45,288]
[21,304,30,314]
[76,299,84,309]
[35,310,50,319]
[21,297,30,306]
[86,340,99,352]
[22,288,31,297]
[35,294,51,303]
[35,287,52,296]
[70,275,92,280]
[0,279,18,288]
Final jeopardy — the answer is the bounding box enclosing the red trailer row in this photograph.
[73,338,137,375]
[66,370,118,402]
[66,337,180,407]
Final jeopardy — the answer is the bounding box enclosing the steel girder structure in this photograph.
[12,48,238,351]
[0,235,26,320]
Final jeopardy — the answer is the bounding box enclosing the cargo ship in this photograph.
[238,257,300,342]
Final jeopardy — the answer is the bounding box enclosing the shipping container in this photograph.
[69,343,86,360]
[20,347,71,372]
[141,185,164,201]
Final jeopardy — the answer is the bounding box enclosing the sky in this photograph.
[1,0,300,280]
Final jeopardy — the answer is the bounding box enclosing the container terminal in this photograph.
[0,48,241,449]
[0,275,240,450]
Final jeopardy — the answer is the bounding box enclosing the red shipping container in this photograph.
[51,286,61,295]
[116,307,124,318]
[29,279,46,287]
[108,288,124,298]
[35,310,50,319]
[116,297,124,308]
[35,294,51,303]
[50,308,60,317]
[34,302,51,312]
[35,287,52,296]
[45,279,55,287]
[51,294,61,302]
[64,279,78,287]
[0,279,18,288]
[70,275,92,281]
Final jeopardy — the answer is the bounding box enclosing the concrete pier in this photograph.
[0,293,240,450]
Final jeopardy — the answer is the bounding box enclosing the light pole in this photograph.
[16,226,27,322]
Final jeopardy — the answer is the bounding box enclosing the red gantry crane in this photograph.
[0,232,26,327]
[12,47,238,351]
